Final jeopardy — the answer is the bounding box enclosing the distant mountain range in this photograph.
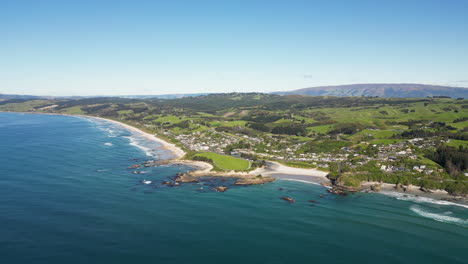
[2,83,468,100]
[0,94,46,100]
[0,93,208,100]
[274,83,468,98]
[120,93,209,99]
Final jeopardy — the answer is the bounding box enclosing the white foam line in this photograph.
[279,178,323,186]
[381,191,468,209]
[124,136,156,157]
[410,205,468,225]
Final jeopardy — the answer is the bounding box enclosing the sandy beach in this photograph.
[85,116,186,159]
[249,161,328,177]
[81,116,331,180]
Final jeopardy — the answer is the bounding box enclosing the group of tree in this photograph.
[425,145,468,177]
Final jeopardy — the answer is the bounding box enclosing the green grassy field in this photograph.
[209,120,247,127]
[194,152,250,171]
[61,106,85,114]
[0,100,51,112]
[446,139,468,148]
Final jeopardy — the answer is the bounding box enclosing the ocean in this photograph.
[0,112,467,264]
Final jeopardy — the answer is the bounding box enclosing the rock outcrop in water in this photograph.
[176,171,275,186]
[213,186,228,192]
[174,173,199,183]
[280,197,295,203]
[234,176,275,185]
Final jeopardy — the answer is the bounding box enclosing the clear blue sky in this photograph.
[2,0,468,96]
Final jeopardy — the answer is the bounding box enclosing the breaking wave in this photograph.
[410,205,468,226]
[125,136,157,157]
[380,191,468,209]
[279,178,323,186]
[83,118,128,138]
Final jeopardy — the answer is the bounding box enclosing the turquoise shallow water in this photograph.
[0,113,467,264]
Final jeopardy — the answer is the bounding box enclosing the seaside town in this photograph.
[1,94,466,196]
[164,125,448,176]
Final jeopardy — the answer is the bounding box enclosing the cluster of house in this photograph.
[159,122,443,175]
[374,139,442,174]
[173,130,238,153]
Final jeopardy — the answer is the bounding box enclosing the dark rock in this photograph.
[234,176,275,185]
[308,200,319,203]
[280,197,295,203]
[175,174,199,183]
[213,186,228,192]
[370,183,382,192]
[419,187,433,193]
[327,187,347,196]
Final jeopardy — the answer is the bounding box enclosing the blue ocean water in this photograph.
[0,113,467,264]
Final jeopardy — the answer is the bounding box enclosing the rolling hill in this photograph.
[275,83,468,98]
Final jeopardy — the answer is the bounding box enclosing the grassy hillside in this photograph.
[1,93,467,194]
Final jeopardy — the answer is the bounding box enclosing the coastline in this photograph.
[249,161,329,178]
[2,112,466,203]
[87,115,331,184]
[361,182,467,204]
[82,115,186,160]
[11,112,328,182]
[10,112,187,159]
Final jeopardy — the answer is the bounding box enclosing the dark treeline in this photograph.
[397,130,468,140]
[426,146,468,177]
[247,122,270,132]
[271,125,307,136]
[327,123,365,135]
[242,114,283,123]
[0,99,30,105]
[153,93,429,112]
[453,117,468,123]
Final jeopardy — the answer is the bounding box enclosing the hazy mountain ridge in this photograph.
[274,83,468,98]
[0,93,208,100]
[0,94,47,100]
[3,83,468,100]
